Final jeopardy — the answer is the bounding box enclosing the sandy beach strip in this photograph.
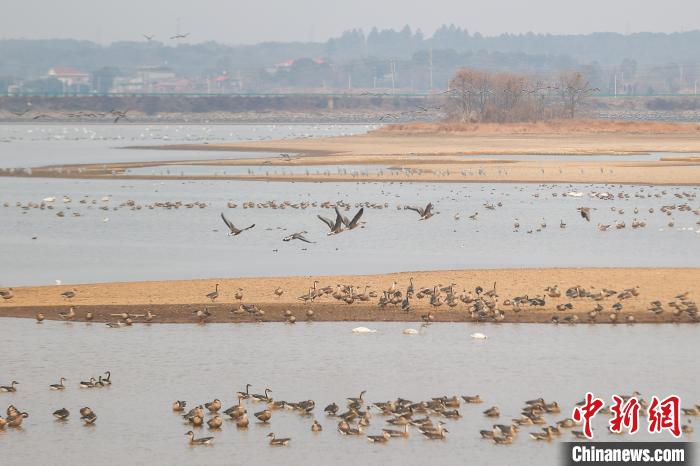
[1,268,697,323]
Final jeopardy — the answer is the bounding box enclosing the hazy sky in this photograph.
[2,0,698,44]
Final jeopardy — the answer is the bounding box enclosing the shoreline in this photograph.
[2,268,697,324]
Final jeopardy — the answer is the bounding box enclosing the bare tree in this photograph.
[557,71,597,118]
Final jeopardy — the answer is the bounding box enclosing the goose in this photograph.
[53,408,70,420]
[493,434,515,445]
[36,313,45,322]
[422,428,447,439]
[220,213,254,236]
[236,383,252,399]
[254,408,272,423]
[317,209,344,235]
[252,388,272,403]
[95,376,105,387]
[311,420,323,432]
[79,378,96,388]
[347,391,366,405]
[0,381,18,392]
[172,401,187,412]
[406,202,434,220]
[7,412,28,427]
[462,395,483,404]
[81,411,97,425]
[207,415,223,429]
[170,32,191,39]
[106,321,127,328]
[50,378,67,390]
[206,284,219,302]
[267,432,291,446]
[235,288,244,301]
[274,287,285,298]
[470,333,488,339]
[571,430,589,439]
[236,413,249,428]
[529,429,553,441]
[484,406,500,417]
[338,206,364,230]
[682,420,693,434]
[185,430,214,445]
[205,399,221,413]
[79,407,93,417]
[578,207,591,222]
[560,220,566,229]
[283,231,315,243]
[103,371,112,385]
[324,403,339,415]
[367,432,391,443]
[144,310,157,322]
[61,289,76,299]
[59,307,76,320]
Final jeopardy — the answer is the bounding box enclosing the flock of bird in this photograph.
[174,385,696,447]
[0,371,111,430]
[6,274,695,326]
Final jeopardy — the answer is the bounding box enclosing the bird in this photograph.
[317,209,344,235]
[267,432,291,446]
[283,231,314,243]
[58,307,76,321]
[142,34,155,41]
[255,408,272,423]
[311,420,323,432]
[170,32,190,39]
[578,207,591,222]
[172,401,187,412]
[185,430,214,445]
[406,202,434,220]
[81,411,97,425]
[367,432,391,443]
[0,381,19,392]
[61,290,76,299]
[236,383,252,399]
[206,284,219,302]
[53,408,70,420]
[49,378,66,390]
[338,206,364,230]
[221,213,255,236]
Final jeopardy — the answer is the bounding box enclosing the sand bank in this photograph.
[1,268,697,324]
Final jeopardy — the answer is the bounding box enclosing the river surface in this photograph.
[0,123,698,286]
[0,319,695,466]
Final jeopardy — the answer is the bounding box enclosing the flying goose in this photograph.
[406,202,434,220]
[283,231,314,243]
[337,206,364,230]
[171,32,190,39]
[577,207,591,222]
[220,213,255,236]
[317,209,344,235]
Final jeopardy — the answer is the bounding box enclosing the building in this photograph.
[47,67,90,87]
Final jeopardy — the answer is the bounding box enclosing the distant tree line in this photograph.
[446,68,596,122]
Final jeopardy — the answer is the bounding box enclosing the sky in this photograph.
[1,0,698,44]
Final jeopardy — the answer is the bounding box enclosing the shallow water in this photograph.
[0,123,377,168]
[0,177,698,286]
[460,153,692,162]
[0,319,695,466]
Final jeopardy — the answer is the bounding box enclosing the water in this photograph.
[1,177,698,286]
[0,123,377,168]
[1,319,695,466]
[125,164,390,176]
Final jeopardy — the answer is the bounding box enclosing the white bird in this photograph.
[403,328,419,335]
[352,326,377,333]
[470,333,488,339]
[43,197,56,203]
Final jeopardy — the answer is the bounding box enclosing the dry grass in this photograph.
[376,120,700,135]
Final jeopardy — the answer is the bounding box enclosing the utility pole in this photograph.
[613,73,617,97]
[390,60,395,94]
[348,75,352,90]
